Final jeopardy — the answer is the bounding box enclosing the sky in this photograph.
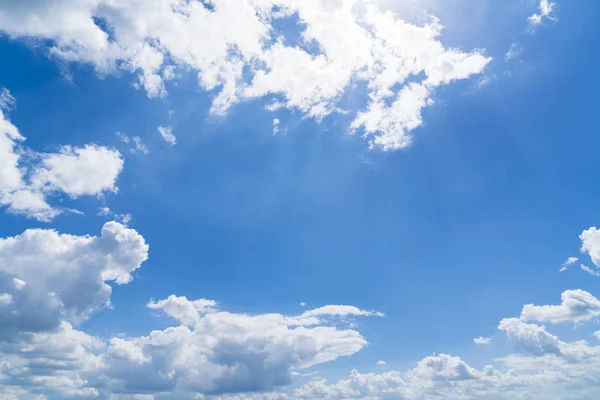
[1,0,600,399]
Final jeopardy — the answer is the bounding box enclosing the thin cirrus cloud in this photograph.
[0,0,491,151]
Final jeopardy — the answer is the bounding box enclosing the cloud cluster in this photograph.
[0,223,381,399]
[295,292,600,400]
[0,0,491,150]
[0,99,124,221]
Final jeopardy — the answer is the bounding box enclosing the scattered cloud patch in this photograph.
[505,42,521,60]
[117,131,149,154]
[158,126,176,145]
[560,256,578,272]
[376,360,387,366]
[98,206,132,225]
[528,0,556,27]
[581,264,600,277]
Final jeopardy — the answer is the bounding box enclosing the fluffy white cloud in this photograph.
[0,0,491,151]
[103,300,376,395]
[0,95,125,220]
[0,224,379,399]
[0,222,148,340]
[30,144,123,198]
[0,222,148,398]
[296,308,600,400]
[520,290,600,324]
[473,336,492,345]
[581,227,600,267]
[147,295,218,325]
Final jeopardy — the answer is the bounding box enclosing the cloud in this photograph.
[473,336,492,345]
[528,0,556,27]
[581,227,600,267]
[147,295,218,325]
[581,264,600,278]
[520,290,600,324]
[560,256,578,272]
[505,42,521,60]
[0,222,148,339]
[30,144,123,198]
[295,313,600,399]
[118,132,149,155]
[0,94,125,221]
[0,0,491,151]
[102,299,376,396]
[158,126,176,145]
[0,224,379,400]
[98,206,133,225]
[376,360,386,366]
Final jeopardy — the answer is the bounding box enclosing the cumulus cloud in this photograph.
[0,222,148,339]
[520,290,600,324]
[473,336,492,345]
[0,225,379,399]
[30,145,123,198]
[581,227,600,267]
[0,0,491,151]
[0,93,125,221]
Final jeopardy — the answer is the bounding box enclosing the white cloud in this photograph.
[0,87,16,111]
[147,295,217,325]
[473,336,492,345]
[505,42,521,60]
[98,206,133,225]
[118,132,149,155]
[581,227,600,267]
[0,222,148,338]
[101,299,376,395]
[376,360,386,366]
[520,290,600,324]
[273,118,280,135]
[0,94,125,221]
[0,223,379,400]
[581,264,600,278]
[0,293,13,305]
[0,0,491,151]
[528,0,556,27]
[158,126,176,145]
[30,144,123,198]
[560,256,578,272]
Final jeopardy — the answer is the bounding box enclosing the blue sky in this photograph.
[1,1,600,399]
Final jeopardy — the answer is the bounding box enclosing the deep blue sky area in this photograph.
[2,1,600,397]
